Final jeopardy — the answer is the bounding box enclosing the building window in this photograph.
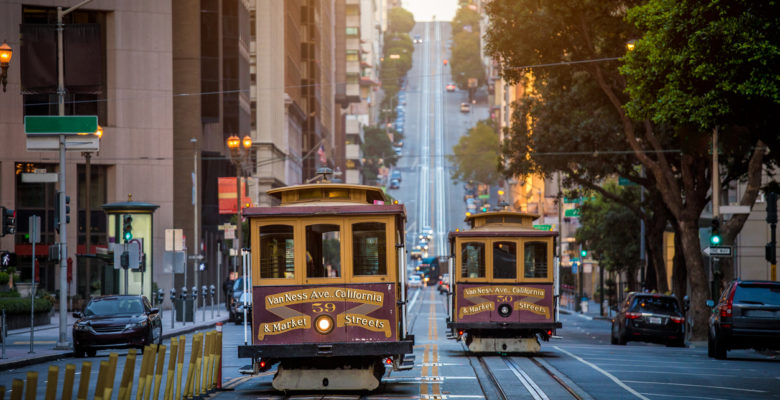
[346,50,359,61]
[346,27,359,37]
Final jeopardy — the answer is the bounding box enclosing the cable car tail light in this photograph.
[384,357,393,365]
[314,315,334,335]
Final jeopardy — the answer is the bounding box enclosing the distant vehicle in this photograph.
[466,198,477,212]
[460,103,470,113]
[413,34,422,44]
[446,83,456,92]
[418,240,429,251]
[438,273,450,294]
[393,146,402,156]
[72,295,162,357]
[708,280,780,359]
[443,59,448,65]
[391,170,402,182]
[389,178,400,189]
[395,140,404,148]
[419,226,434,241]
[611,292,685,347]
[410,245,423,260]
[407,274,423,288]
[231,291,253,325]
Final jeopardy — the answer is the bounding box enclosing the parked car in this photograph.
[391,170,402,182]
[438,273,450,294]
[408,274,423,288]
[460,103,471,113]
[410,245,423,260]
[413,34,422,44]
[231,291,253,325]
[395,139,404,148]
[708,280,780,359]
[389,178,400,189]
[446,83,456,92]
[229,277,250,321]
[393,146,402,156]
[72,295,162,357]
[611,292,685,347]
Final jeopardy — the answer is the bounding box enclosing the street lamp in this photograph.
[81,124,103,299]
[0,41,13,92]
[226,135,252,272]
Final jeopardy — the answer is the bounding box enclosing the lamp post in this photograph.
[81,125,102,299]
[227,135,252,272]
[0,41,12,92]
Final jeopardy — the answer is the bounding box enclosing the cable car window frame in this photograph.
[304,219,347,284]
[252,219,304,285]
[349,218,391,281]
[492,240,518,281]
[257,223,296,280]
[520,238,553,282]
[458,239,488,282]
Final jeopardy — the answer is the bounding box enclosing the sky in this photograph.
[402,0,458,22]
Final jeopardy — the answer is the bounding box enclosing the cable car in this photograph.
[237,176,414,391]
[446,211,561,352]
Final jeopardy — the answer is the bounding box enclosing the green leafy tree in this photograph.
[576,182,641,290]
[485,0,775,338]
[452,6,480,34]
[361,125,399,183]
[450,30,484,89]
[448,120,501,185]
[387,7,415,33]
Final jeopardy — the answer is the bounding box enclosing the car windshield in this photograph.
[734,284,780,305]
[630,296,680,315]
[409,276,420,281]
[85,298,144,316]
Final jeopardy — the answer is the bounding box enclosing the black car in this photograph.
[707,280,780,359]
[611,292,685,347]
[229,277,248,321]
[72,295,162,357]
[231,291,253,325]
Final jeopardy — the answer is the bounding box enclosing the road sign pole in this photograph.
[56,133,70,349]
[29,216,37,354]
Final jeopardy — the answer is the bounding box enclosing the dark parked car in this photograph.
[72,295,162,357]
[611,292,685,347]
[229,277,248,321]
[707,280,780,359]
[231,291,253,325]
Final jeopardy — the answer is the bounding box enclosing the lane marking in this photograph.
[622,380,767,393]
[639,393,729,400]
[504,357,549,400]
[554,346,650,400]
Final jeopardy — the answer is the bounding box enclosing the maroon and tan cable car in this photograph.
[237,180,414,391]
[446,211,561,352]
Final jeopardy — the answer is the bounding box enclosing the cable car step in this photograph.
[396,354,415,371]
[239,364,255,375]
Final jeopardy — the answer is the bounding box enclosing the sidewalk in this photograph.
[559,298,613,321]
[0,302,229,370]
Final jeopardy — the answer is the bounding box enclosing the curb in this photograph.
[0,317,229,371]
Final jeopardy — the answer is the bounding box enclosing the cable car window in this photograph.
[493,241,517,279]
[298,189,322,200]
[259,224,295,279]
[306,224,341,278]
[524,241,548,278]
[461,242,485,278]
[352,222,387,276]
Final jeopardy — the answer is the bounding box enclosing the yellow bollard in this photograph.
[117,349,137,400]
[175,336,185,400]
[200,332,209,394]
[94,360,109,400]
[208,331,216,391]
[164,338,178,400]
[195,333,204,396]
[0,385,5,400]
[44,365,59,400]
[62,364,76,400]
[213,331,222,390]
[103,352,119,400]
[136,345,155,400]
[143,344,160,400]
[24,371,37,400]
[204,332,213,391]
[10,379,23,400]
[185,333,202,399]
[76,362,92,400]
[151,344,167,400]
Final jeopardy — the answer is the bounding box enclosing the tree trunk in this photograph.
[678,219,710,340]
[644,212,669,293]
[672,230,687,299]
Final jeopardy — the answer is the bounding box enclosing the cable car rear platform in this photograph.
[238,336,415,359]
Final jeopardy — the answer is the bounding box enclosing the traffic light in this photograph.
[123,215,133,242]
[1,207,15,236]
[767,192,777,224]
[54,193,71,233]
[580,249,587,257]
[710,219,721,245]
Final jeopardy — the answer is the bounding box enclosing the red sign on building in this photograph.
[218,177,252,214]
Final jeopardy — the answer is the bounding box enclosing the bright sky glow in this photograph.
[403,0,458,22]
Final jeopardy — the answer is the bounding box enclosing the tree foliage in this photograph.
[452,6,480,35]
[448,120,501,185]
[451,31,485,89]
[576,183,641,283]
[361,125,398,183]
[388,7,415,34]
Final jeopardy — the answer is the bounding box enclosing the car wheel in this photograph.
[610,324,618,345]
[86,349,97,357]
[74,345,86,358]
[707,331,715,357]
[713,330,727,360]
[667,338,685,348]
[156,326,163,345]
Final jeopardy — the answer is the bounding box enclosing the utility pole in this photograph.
[766,191,777,280]
[192,138,199,319]
[712,127,722,295]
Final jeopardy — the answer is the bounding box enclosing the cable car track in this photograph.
[473,353,583,400]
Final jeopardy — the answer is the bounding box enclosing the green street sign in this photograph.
[563,197,581,204]
[533,224,552,231]
[618,177,638,186]
[24,116,98,135]
[478,194,490,199]
[565,208,581,217]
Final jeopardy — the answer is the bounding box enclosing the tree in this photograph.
[450,31,485,89]
[448,120,501,185]
[387,7,415,34]
[361,125,399,183]
[452,6,480,34]
[485,0,775,338]
[576,182,641,290]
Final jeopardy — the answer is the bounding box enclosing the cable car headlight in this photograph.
[498,303,512,318]
[314,315,334,335]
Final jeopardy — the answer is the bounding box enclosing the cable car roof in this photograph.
[450,211,558,238]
